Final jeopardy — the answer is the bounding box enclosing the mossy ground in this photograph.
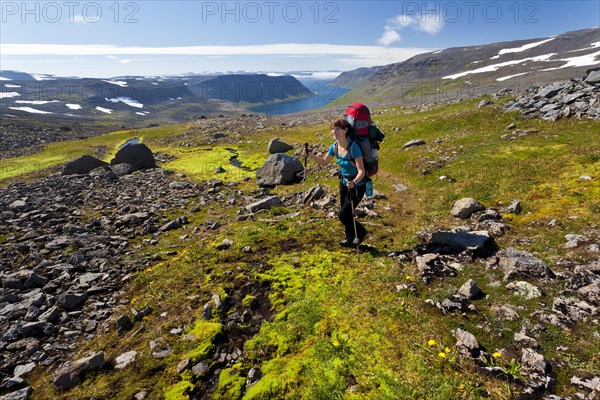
[9,97,600,399]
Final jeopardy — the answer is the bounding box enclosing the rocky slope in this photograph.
[0,74,598,399]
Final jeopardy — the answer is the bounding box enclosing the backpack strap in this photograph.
[334,141,357,166]
[347,141,355,161]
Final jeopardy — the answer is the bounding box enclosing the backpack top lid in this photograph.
[345,102,371,136]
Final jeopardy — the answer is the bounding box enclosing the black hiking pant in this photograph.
[339,182,367,240]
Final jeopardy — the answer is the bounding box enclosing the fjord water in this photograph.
[248,82,349,115]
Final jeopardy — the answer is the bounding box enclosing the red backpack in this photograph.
[344,102,385,177]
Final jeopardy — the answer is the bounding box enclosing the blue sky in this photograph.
[1,1,599,78]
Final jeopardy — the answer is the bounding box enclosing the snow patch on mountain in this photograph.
[443,53,557,80]
[101,80,128,87]
[105,97,144,108]
[496,72,529,82]
[95,106,113,114]
[0,92,20,99]
[15,100,60,105]
[9,106,53,114]
[541,50,600,71]
[498,38,556,55]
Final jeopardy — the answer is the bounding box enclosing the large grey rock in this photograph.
[245,196,283,213]
[268,137,294,154]
[458,279,484,300]
[53,352,105,389]
[585,69,600,84]
[57,292,87,310]
[0,387,32,400]
[451,198,485,219]
[62,155,108,175]
[110,143,156,171]
[579,281,600,306]
[453,328,480,358]
[506,281,543,299]
[13,362,36,378]
[114,351,137,370]
[256,153,304,186]
[111,163,136,176]
[536,83,563,99]
[521,348,550,375]
[430,230,494,252]
[2,270,45,290]
[496,247,555,281]
[402,139,425,149]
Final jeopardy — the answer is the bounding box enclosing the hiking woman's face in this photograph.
[332,126,347,140]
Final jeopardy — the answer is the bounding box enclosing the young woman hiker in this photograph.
[305,118,368,247]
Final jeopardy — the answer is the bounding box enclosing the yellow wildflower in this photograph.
[428,339,437,346]
[332,339,340,347]
[438,352,446,358]
[493,351,501,358]
[445,347,451,353]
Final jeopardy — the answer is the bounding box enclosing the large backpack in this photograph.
[344,102,385,177]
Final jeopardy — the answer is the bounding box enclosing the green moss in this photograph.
[184,342,214,363]
[164,380,194,400]
[242,295,257,307]
[190,320,223,341]
[213,368,246,400]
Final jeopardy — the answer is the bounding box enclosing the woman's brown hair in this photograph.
[330,117,352,131]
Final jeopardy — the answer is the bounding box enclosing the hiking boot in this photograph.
[339,238,355,247]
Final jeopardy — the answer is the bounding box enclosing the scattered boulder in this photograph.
[579,281,600,306]
[453,328,481,358]
[268,137,294,154]
[503,200,522,215]
[110,143,156,171]
[491,304,520,321]
[256,153,304,186]
[402,139,426,149]
[458,279,484,300]
[0,387,32,400]
[62,155,108,175]
[430,230,495,254]
[495,248,555,281]
[584,68,600,84]
[506,281,543,299]
[111,163,136,176]
[53,352,105,389]
[114,351,137,370]
[245,196,283,213]
[451,198,485,219]
[57,292,87,310]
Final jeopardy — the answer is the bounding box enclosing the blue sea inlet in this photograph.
[248,85,349,115]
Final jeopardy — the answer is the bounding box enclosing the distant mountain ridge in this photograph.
[335,27,600,105]
[0,72,314,124]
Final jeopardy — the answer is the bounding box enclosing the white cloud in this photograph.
[0,43,432,64]
[106,55,132,64]
[378,13,444,47]
[377,28,401,46]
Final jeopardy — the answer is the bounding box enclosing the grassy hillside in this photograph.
[4,97,599,399]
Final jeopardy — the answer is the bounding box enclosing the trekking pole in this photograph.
[348,186,360,254]
[303,143,308,181]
